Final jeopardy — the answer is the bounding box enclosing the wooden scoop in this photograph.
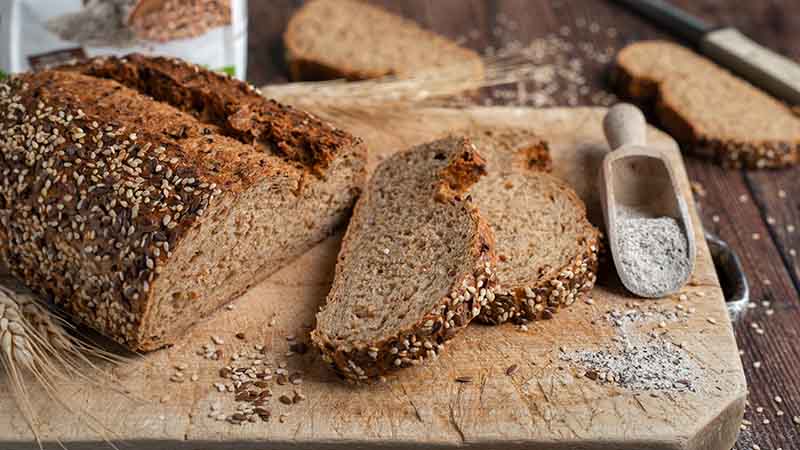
[600,103,696,298]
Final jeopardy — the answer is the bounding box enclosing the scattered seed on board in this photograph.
[506,364,519,376]
[455,376,474,383]
[706,317,718,325]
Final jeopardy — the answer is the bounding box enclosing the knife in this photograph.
[613,0,800,105]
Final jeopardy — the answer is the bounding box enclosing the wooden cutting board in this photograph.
[0,107,746,450]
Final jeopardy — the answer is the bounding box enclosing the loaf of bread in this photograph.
[312,137,495,381]
[0,55,366,351]
[466,129,600,324]
[613,40,800,169]
[283,0,484,82]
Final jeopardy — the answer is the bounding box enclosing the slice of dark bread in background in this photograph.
[465,129,600,325]
[312,137,496,382]
[283,0,484,82]
[613,40,800,169]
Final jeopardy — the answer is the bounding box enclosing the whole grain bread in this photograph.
[0,55,366,351]
[613,40,800,169]
[466,129,600,325]
[312,137,496,382]
[283,0,484,82]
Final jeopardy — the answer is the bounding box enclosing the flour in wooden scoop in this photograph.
[616,207,691,297]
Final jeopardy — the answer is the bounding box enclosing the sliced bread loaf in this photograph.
[283,0,484,82]
[613,41,800,169]
[312,137,495,381]
[0,56,366,351]
[465,129,600,325]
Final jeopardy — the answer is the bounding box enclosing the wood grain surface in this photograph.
[247,2,800,449]
[0,107,745,449]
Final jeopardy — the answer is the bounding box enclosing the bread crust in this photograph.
[613,40,800,169]
[60,54,351,174]
[477,233,599,325]
[311,138,496,382]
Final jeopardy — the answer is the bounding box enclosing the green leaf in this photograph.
[216,66,236,77]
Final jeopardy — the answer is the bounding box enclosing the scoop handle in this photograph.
[603,103,647,150]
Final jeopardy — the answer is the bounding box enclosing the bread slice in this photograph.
[0,56,366,351]
[283,0,484,82]
[312,137,496,381]
[465,129,600,325]
[613,41,800,169]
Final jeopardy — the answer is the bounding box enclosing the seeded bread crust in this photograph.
[477,238,599,325]
[0,59,366,351]
[60,54,344,174]
[312,137,496,382]
[462,129,600,325]
[283,0,484,82]
[613,40,800,169]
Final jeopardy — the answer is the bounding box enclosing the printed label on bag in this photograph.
[27,47,86,71]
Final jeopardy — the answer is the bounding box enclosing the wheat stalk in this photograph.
[0,282,127,449]
[261,53,540,108]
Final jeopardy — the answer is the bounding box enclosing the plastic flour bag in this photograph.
[0,0,247,79]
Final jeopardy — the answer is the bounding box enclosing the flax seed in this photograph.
[506,364,519,376]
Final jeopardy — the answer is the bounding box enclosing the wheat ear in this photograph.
[260,53,539,108]
[0,283,127,449]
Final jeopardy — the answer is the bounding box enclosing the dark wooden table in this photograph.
[248,2,800,449]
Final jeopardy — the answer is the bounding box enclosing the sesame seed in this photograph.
[739,194,748,203]
[706,317,718,325]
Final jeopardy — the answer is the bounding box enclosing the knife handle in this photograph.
[701,28,800,106]
[612,0,711,44]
